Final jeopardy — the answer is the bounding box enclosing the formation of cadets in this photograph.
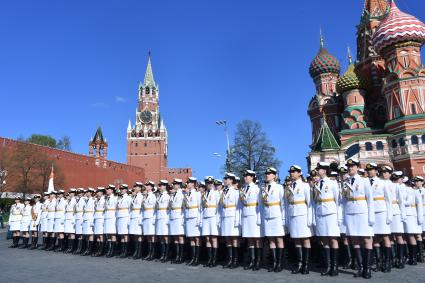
[7,158,425,279]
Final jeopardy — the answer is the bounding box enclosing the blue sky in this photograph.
[1,0,424,180]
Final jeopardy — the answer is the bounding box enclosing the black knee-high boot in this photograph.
[172,244,180,264]
[292,247,303,274]
[362,249,372,279]
[321,247,331,276]
[205,247,213,267]
[383,247,392,273]
[396,243,405,268]
[39,237,48,250]
[211,247,218,267]
[30,236,38,249]
[269,248,277,272]
[73,238,83,254]
[417,241,424,263]
[47,237,56,251]
[244,247,255,270]
[187,245,196,265]
[353,247,363,277]
[106,241,114,258]
[342,244,352,269]
[301,248,310,274]
[408,245,417,265]
[230,247,239,269]
[330,248,339,276]
[191,246,200,266]
[223,246,233,268]
[254,248,262,271]
[373,246,382,272]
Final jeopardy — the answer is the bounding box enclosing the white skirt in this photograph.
[104,218,116,234]
[169,218,184,235]
[47,218,55,233]
[20,221,30,232]
[54,219,64,233]
[94,219,104,235]
[40,218,48,232]
[220,217,240,237]
[142,218,155,236]
[315,213,339,237]
[156,218,169,236]
[374,211,391,235]
[391,214,404,234]
[82,220,94,235]
[339,221,347,235]
[75,219,83,234]
[64,219,75,234]
[264,217,284,237]
[9,221,21,231]
[185,217,201,237]
[289,215,312,238]
[242,215,261,238]
[404,215,422,234]
[345,213,373,236]
[202,217,219,236]
[30,221,38,232]
[129,218,142,235]
[117,217,129,235]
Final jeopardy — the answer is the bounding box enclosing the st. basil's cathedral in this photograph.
[307,0,425,176]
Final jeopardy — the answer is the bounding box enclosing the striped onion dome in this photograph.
[309,46,341,78]
[372,1,425,54]
[336,63,367,94]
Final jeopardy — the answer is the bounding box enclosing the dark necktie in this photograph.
[370,178,374,186]
[320,180,324,190]
[350,177,355,186]
[245,185,250,193]
[267,185,271,192]
[292,182,296,189]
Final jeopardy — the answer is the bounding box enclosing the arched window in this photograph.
[376,141,384,150]
[145,87,150,94]
[365,142,373,151]
[421,135,425,144]
[399,138,405,147]
[391,140,398,148]
[411,135,419,145]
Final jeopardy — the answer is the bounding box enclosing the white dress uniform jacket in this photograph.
[156,192,170,236]
[129,193,143,235]
[370,177,393,234]
[9,203,24,231]
[20,204,32,232]
[117,193,132,235]
[220,186,241,237]
[287,179,313,238]
[30,201,42,232]
[64,197,77,234]
[262,181,285,236]
[201,189,221,236]
[54,197,67,233]
[169,189,185,235]
[47,198,57,233]
[74,197,86,235]
[241,183,262,238]
[142,192,156,236]
[312,177,340,237]
[185,188,202,237]
[104,195,117,234]
[82,197,95,235]
[403,186,423,234]
[40,200,50,232]
[94,196,105,235]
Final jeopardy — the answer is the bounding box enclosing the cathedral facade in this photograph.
[307,0,425,176]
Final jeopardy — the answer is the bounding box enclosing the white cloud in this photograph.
[115,96,127,103]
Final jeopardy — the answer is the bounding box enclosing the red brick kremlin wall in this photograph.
[0,137,145,191]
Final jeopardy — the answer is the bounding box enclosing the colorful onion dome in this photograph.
[309,46,341,78]
[336,63,367,94]
[372,1,425,54]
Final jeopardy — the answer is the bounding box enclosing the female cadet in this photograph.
[64,189,77,253]
[404,176,423,265]
[129,182,144,259]
[220,173,242,269]
[287,165,313,275]
[82,188,95,256]
[143,181,157,260]
[156,180,171,262]
[9,197,24,248]
[184,177,202,266]
[201,176,221,267]
[313,162,340,277]
[19,196,32,248]
[117,184,132,258]
[54,190,67,252]
[93,187,106,256]
[389,171,406,268]
[262,167,285,272]
[46,191,57,251]
[29,194,42,249]
[169,179,185,264]
[241,170,263,271]
[104,185,118,258]
[74,189,86,254]
[366,163,393,273]
[342,158,374,279]
[39,192,50,250]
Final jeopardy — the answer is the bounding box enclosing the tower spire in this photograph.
[347,45,353,64]
[143,51,155,87]
[319,27,324,48]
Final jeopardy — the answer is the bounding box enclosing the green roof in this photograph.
[143,53,156,87]
[312,120,340,151]
[92,126,105,143]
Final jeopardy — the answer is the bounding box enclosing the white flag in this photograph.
[47,163,54,193]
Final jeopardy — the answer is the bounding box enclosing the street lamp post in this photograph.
[216,120,231,172]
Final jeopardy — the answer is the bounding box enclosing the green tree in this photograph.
[228,120,282,184]
[57,135,71,151]
[26,134,57,148]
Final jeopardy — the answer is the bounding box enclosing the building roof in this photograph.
[361,0,389,21]
[372,0,425,54]
[143,52,156,88]
[312,119,340,151]
[91,126,105,144]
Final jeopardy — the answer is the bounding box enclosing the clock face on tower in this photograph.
[140,110,153,124]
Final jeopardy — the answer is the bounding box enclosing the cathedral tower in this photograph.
[89,126,108,168]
